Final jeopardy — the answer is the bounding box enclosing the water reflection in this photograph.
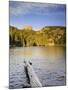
[9,46,66,88]
[32,46,65,59]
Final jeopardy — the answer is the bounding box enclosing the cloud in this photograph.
[9,1,66,16]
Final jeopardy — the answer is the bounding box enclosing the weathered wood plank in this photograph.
[24,61,42,88]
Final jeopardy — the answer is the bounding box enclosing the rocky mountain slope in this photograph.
[9,26,66,47]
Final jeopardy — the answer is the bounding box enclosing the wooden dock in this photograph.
[24,61,42,88]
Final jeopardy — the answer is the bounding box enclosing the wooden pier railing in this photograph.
[24,61,42,88]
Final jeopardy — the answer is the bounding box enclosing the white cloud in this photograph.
[9,1,65,16]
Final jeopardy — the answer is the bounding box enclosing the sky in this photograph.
[9,1,66,30]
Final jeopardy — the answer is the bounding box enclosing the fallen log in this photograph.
[24,61,42,88]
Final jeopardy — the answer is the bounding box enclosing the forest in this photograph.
[9,26,66,47]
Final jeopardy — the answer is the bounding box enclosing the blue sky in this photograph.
[9,1,66,30]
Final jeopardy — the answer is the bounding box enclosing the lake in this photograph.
[9,46,66,89]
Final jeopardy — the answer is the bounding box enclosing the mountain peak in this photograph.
[23,25,32,31]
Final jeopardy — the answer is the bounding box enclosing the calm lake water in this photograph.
[9,46,66,89]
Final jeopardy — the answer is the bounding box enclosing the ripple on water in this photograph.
[9,47,66,88]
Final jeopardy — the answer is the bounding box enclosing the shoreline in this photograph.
[9,45,66,49]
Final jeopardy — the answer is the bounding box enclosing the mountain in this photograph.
[9,26,66,47]
[22,25,32,31]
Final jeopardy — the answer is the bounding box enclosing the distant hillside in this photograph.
[9,26,66,47]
